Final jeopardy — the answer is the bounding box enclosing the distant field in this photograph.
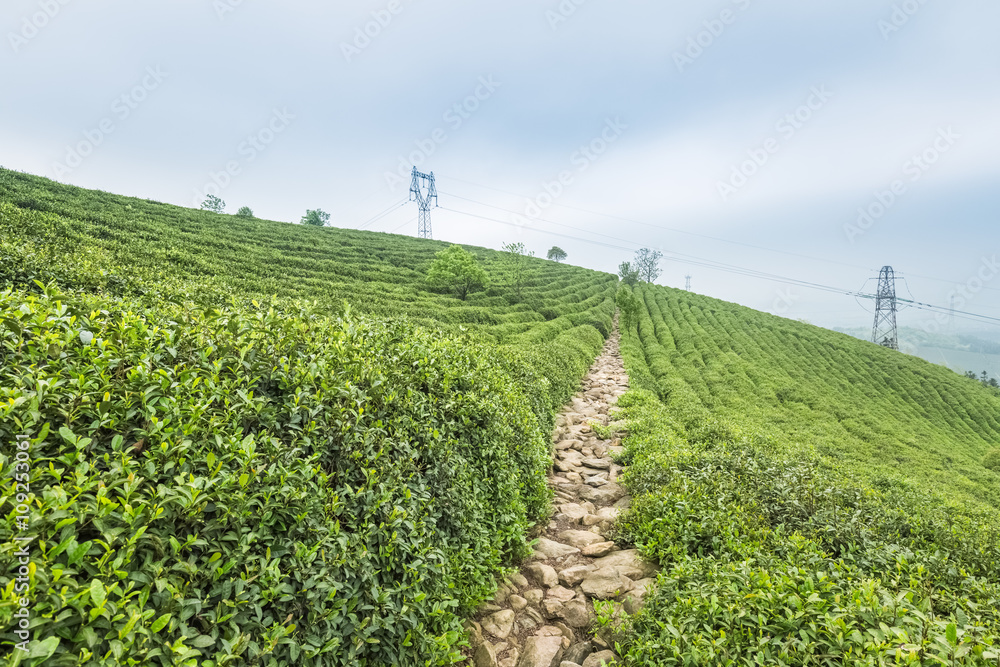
[836,326,1000,381]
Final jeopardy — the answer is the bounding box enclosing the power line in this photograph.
[438,173,877,272]
[439,194,871,299]
[439,203,862,297]
[389,216,418,234]
[356,199,408,230]
[439,173,1000,301]
[435,203,1000,328]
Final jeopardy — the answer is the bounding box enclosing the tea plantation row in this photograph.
[611,283,1000,665]
[0,169,615,665]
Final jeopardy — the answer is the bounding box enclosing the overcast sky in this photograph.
[2,0,998,331]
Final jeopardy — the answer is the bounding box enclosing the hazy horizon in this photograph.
[3,0,998,331]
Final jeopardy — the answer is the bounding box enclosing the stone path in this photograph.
[466,329,655,667]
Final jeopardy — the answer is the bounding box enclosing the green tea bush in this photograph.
[0,286,557,666]
[613,391,1000,665]
[611,283,1000,665]
[983,448,1000,473]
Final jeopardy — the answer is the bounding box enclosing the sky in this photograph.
[2,0,998,332]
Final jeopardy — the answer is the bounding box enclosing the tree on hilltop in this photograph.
[426,245,487,300]
[634,247,663,283]
[616,285,641,331]
[302,209,330,227]
[618,261,639,286]
[235,206,254,219]
[547,246,567,262]
[201,194,225,213]
[498,242,534,303]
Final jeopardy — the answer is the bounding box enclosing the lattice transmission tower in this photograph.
[685,275,692,291]
[872,265,899,350]
[409,167,438,239]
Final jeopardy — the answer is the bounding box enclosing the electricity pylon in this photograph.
[872,266,899,350]
[685,275,692,291]
[409,167,438,239]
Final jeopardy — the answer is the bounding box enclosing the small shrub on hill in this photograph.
[984,448,1000,472]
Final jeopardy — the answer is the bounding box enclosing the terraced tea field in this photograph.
[611,282,1000,664]
[0,168,616,665]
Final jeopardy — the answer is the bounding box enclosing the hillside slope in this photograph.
[0,169,615,666]
[623,284,1000,511]
[611,283,1000,664]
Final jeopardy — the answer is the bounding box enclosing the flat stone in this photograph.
[596,507,618,522]
[546,586,576,604]
[542,599,564,619]
[523,588,544,606]
[580,570,631,600]
[559,504,589,522]
[510,573,529,588]
[556,530,605,549]
[583,650,617,667]
[565,472,583,484]
[558,564,594,587]
[483,609,516,639]
[517,635,565,667]
[577,483,625,505]
[535,538,580,559]
[526,563,559,588]
[581,541,616,557]
[592,550,658,580]
[558,599,592,628]
[510,594,528,611]
[581,514,603,526]
[582,458,610,470]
